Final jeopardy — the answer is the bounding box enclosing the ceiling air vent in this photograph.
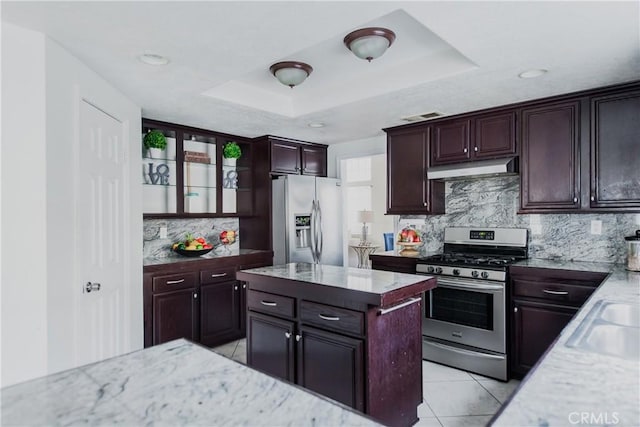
[401,111,444,123]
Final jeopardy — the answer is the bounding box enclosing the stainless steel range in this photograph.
[416,227,528,381]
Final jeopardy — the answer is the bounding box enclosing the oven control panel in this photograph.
[470,230,495,240]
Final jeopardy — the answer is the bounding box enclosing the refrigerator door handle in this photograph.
[310,200,318,263]
[316,200,323,263]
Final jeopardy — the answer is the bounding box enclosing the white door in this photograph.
[75,99,131,366]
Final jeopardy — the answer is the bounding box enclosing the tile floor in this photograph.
[212,339,520,427]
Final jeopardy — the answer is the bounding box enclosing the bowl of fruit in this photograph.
[172,234,214,257]
[217,230,237,254]
[397,227,423,257]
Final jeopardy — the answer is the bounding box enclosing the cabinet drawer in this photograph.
[200,267,236,285]
[247,290,295,319]
[300,301,364,337]
[511,278,596,306]
[152,272,197,293]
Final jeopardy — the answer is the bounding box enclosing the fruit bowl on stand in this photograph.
[397,242,422,257]
[397,227,423,257]
[216,230,237,255]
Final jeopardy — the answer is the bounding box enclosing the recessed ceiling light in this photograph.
[308,122,325,128]
[138,54,170,66]
[518,69,548,79]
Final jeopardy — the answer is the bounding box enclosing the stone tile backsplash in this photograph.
[144,218,239,258]
[398,176,640,264]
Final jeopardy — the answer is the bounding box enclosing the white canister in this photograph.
[625,230,640,271]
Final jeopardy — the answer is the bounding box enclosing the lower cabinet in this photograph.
[200,281,243,347]
[511,299,576,375]
[509,266,606,377]
[152,288,199,345]
[247,311,295,381]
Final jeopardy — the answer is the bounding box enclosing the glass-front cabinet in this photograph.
[142,119,252,217]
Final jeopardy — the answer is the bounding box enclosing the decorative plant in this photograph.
[223,141,242,159]
[143,130,167,150]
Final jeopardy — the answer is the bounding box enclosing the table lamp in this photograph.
[357,210,374,245]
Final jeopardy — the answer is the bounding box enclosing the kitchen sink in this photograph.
[566,300,640,360]
[599,302,640,327]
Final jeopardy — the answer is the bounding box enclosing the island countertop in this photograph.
[236,262,437,308]
[1,339,381,426]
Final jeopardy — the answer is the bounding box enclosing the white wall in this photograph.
[1,23,49,386]
[327,134,386,178]
[1,23,142,387]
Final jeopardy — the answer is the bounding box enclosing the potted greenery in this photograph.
[223,141,242,166]
[143,130,167,159]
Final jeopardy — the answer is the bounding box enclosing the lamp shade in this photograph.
[344,27,396,62]
[357,210,374,223]
[269,61,313,88]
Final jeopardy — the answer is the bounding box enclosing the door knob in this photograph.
[85,282,101,293]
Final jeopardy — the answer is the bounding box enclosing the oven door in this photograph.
[422,276,505,353]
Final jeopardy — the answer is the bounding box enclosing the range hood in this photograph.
[427,157,518,180]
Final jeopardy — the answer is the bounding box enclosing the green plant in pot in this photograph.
[144,130,167,159]
[223,141,242,166]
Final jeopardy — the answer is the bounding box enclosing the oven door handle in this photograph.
[436,278,504,291]
[424,339,505,360]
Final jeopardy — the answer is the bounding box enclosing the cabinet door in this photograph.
[474,111,516,159]
[271,140,301,174]
[520,101,581,211]
[387,127,437,214]
[152,288,198,345]
[247,311,295,381]
[200,281,242,347]
[511,299,576,376]
[297,326,364,411]
[590,91,640,209]
[432,119,471,165]
[301,145,327,176]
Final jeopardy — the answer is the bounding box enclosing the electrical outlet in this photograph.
[590,220,602,235]
[635,214,640,225]
[531,224,542,235]
[159,226,168,239]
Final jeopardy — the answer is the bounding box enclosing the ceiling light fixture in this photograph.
[308,122,325,128]
[269,61,313,88]
[344,27,396,62]
[138,53,170,66]
[518,69,548,79]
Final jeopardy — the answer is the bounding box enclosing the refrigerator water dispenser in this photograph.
[295,215,311,248]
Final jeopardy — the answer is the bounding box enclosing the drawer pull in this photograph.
[378,297,421,315]
[318,314,340,321]
[166,279,185,285]
[210,273,228,278]
[543,289,569,296]
[260,300,277,307]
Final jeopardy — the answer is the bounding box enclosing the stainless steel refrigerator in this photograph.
[272,175,343,266]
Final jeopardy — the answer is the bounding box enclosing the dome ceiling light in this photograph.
[343,27,396,62]
[269,61,313,88]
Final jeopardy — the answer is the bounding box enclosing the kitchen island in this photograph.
[1,338,381,426]
[236,263,437,427]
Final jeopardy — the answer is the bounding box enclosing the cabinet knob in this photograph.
[474,146,478,152]
[573,197,578,203]
[295,334,302,342]
[242,284,246,289]
[423,201,427,207]
[234,285,238,291]
[285,332,291,339]
[591,196,595,202]
[514,307,518,313]
[193,293,198,299]
[463,147,468,153]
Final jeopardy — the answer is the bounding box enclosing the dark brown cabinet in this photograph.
[152,288,199,345]
[520,101,581,212]
[370,254,418,274]
[431,112,516,165]
[270,137,327,176]
[385,126,444,215]
[590,90,640,209]
[143,251,273,348]
[509,266,606,377]
[297,325,364,411]
[247,311,295,381]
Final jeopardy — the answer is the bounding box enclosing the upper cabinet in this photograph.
[386,126,444,215]
[520,101,581,211]
[590,90,640,210]
[142,119,252,217]
[270,137,327,177]
[431,112,516,165]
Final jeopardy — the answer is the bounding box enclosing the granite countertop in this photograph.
[237,263,436,305]
[1,339,381,426]
[492,261,640,427]
[144,248,271,267]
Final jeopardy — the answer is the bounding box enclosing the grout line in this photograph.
[475,380,503,405]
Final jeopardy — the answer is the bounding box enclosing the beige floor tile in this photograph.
[423,360,474,382]
[476,379,520,404]
[438,415,493,427]
[423,381,500,417]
